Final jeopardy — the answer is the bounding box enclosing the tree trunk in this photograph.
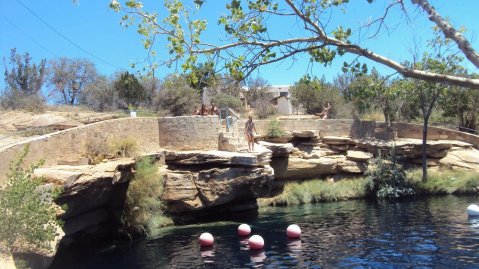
[421,115,429,182]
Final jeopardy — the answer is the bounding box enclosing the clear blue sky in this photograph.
[1,0,478,89]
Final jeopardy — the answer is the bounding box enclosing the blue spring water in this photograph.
[50,195,479,269]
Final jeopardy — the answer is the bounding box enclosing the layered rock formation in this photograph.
[34,158,135,242]
[161,150,275,223]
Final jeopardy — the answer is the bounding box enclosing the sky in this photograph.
[1,0,478,90]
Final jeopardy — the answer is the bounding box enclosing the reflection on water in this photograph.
[50,196,479,269]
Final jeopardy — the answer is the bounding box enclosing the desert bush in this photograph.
[266,118,285,138]
[110,137,138,158]
[365,153,415,199]
[254,98,276,119]
[122,157,172,235]
[158,76,200,116]
[84,136,139,164]
[0,146,61,254]
[84,137,110,164]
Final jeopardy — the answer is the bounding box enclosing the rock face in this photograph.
[257,141,294,156]
[162,149,275,222]
[162,166,274,213]
[34,158,135,240]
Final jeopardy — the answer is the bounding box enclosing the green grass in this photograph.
[259,168,479,207]
[122,157,172,235]
[407,169,479,195]
[259,177,368,207]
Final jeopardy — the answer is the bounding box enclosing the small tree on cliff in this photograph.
[0,146,61,254]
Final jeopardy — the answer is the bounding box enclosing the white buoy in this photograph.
[467,204,479,216]
[238,224,251,236]
[248,235,265,250]
[287,224,301,238]
[199,232,214,246]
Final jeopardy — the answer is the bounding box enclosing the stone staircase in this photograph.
[218,119,249,152]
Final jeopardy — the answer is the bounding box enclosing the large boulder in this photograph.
[162,166,274,213]
[275,157,337,180]
[346,150,373,162]
[293,130,318,138]
[439,148,479,170]
[257,141,294,156]
[166,150,260,167]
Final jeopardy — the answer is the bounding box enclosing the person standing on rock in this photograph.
[245,115,257,152]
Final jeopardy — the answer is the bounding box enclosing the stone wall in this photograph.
[254,117,355,137]
[158,115,220,150]
[0,118,160,182]
[396,123,479,146]
[0,116,220,182]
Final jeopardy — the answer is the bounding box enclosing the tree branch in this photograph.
[412,0,479,69]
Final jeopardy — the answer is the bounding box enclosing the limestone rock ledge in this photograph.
[162,166,274,214]
[162,149,275,222]
[34,158,135,240]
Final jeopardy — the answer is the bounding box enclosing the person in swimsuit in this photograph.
[316,102,331,119]
[244,115,257,152]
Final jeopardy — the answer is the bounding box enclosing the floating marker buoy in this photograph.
[238,224,251,236]
[248,235,265,250]
[199,232,214,247]
[467,204,479,216]
[287,224,301,238]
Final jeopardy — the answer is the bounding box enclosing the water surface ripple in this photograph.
[50,196,479,268]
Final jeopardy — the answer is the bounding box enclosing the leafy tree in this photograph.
[0,146,61,254]
[79,75,119,111]
[290,75,323,114]
[110,0,479,89]
[158,75,200,116]
[440,73,479,133]
[1,48,46,111]
[114,71,149,109]
[140,76,161,110]
[210,93,244,113]
[48,57,98,105]
[186,62,217,99]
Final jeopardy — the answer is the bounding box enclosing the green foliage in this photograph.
[211,93,244,113]
[289,75,324,114]
[122,157,172,235]
[158,75,200,116]
[1,48,46,112]
[114,71,149,109]
[266,118,284,138]
[365,153,415,199]
[259,178,368,207]
[0,146,61,253]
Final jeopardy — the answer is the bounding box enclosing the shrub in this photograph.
[365,153,415,199]
[0,146,61,254]
[84,136,138,164]
[266,118,285,138]
[121,157,172,235]
[84,137,110,164]
[158,76,200,116]
[109,137,138,158]
[254,98,276,119]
